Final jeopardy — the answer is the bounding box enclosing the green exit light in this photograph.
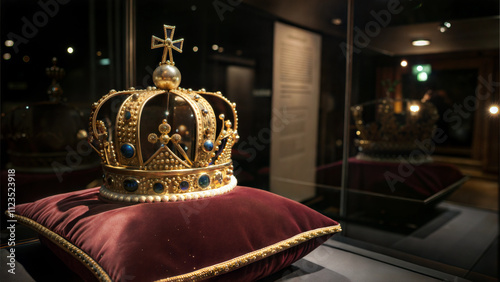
[417,72,428,81]
[413,64,431,82]
[412,64,431,75]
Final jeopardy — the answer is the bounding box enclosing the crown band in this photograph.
[100,176,237,203]
[100,162,235,202]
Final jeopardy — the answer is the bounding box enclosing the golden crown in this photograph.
[88,25,239,203]
[351,98,438,159]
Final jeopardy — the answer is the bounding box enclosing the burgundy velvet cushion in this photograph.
[12,186,340,281]
[316,158,465,199]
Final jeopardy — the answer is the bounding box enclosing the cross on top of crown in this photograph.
[151,25,184,65]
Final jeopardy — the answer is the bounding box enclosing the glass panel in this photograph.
[0,1,125,199]
[140,93,197,163]
[1,0,498,280]
[342,1,499,279]
[169,94,197,161]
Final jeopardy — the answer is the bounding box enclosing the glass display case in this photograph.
[1,0,498,281]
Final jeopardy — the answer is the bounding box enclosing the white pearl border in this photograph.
[99,176,237,203]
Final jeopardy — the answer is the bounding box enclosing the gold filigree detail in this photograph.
[151,25,184,65]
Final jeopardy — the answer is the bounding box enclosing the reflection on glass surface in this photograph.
[351,98,438,161]
[169,94,196,161]
[340,1,499,280]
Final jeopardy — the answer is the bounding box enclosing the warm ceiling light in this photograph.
[410,105,420,112]
[412,39,430,47]
[400,60,408,67]
[489,105,499,115]
[331,18,342,25]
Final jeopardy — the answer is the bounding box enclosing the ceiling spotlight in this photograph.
[412,39,430,47]
[489,105,499,115]
[439,21,451,33]
[212,44,219,51]
[400,60,408,67]
[67,47,74,54]
[410,105,420,112]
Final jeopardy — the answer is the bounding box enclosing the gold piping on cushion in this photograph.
[5,211,111,282]
[157,224,342,282]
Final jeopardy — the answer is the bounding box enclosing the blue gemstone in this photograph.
[121,144,135,158]
[123,179,138,192]
[180,181,189,191]
[153,183,164,193]
[125,111,132,120]
[203,140,214,152]
[198,175,210,188]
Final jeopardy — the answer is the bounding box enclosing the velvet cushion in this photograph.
[10,186,341,281]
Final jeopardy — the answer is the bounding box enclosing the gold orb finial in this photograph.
[153,64,181,90]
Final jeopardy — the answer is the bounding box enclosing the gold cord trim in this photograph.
[5,211,111,282]
[5,213,340,282]
[156,224,342,282]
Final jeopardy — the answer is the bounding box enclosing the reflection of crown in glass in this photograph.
[351,98,438,159]
[88,25,239,203]
[2,58,99,172]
